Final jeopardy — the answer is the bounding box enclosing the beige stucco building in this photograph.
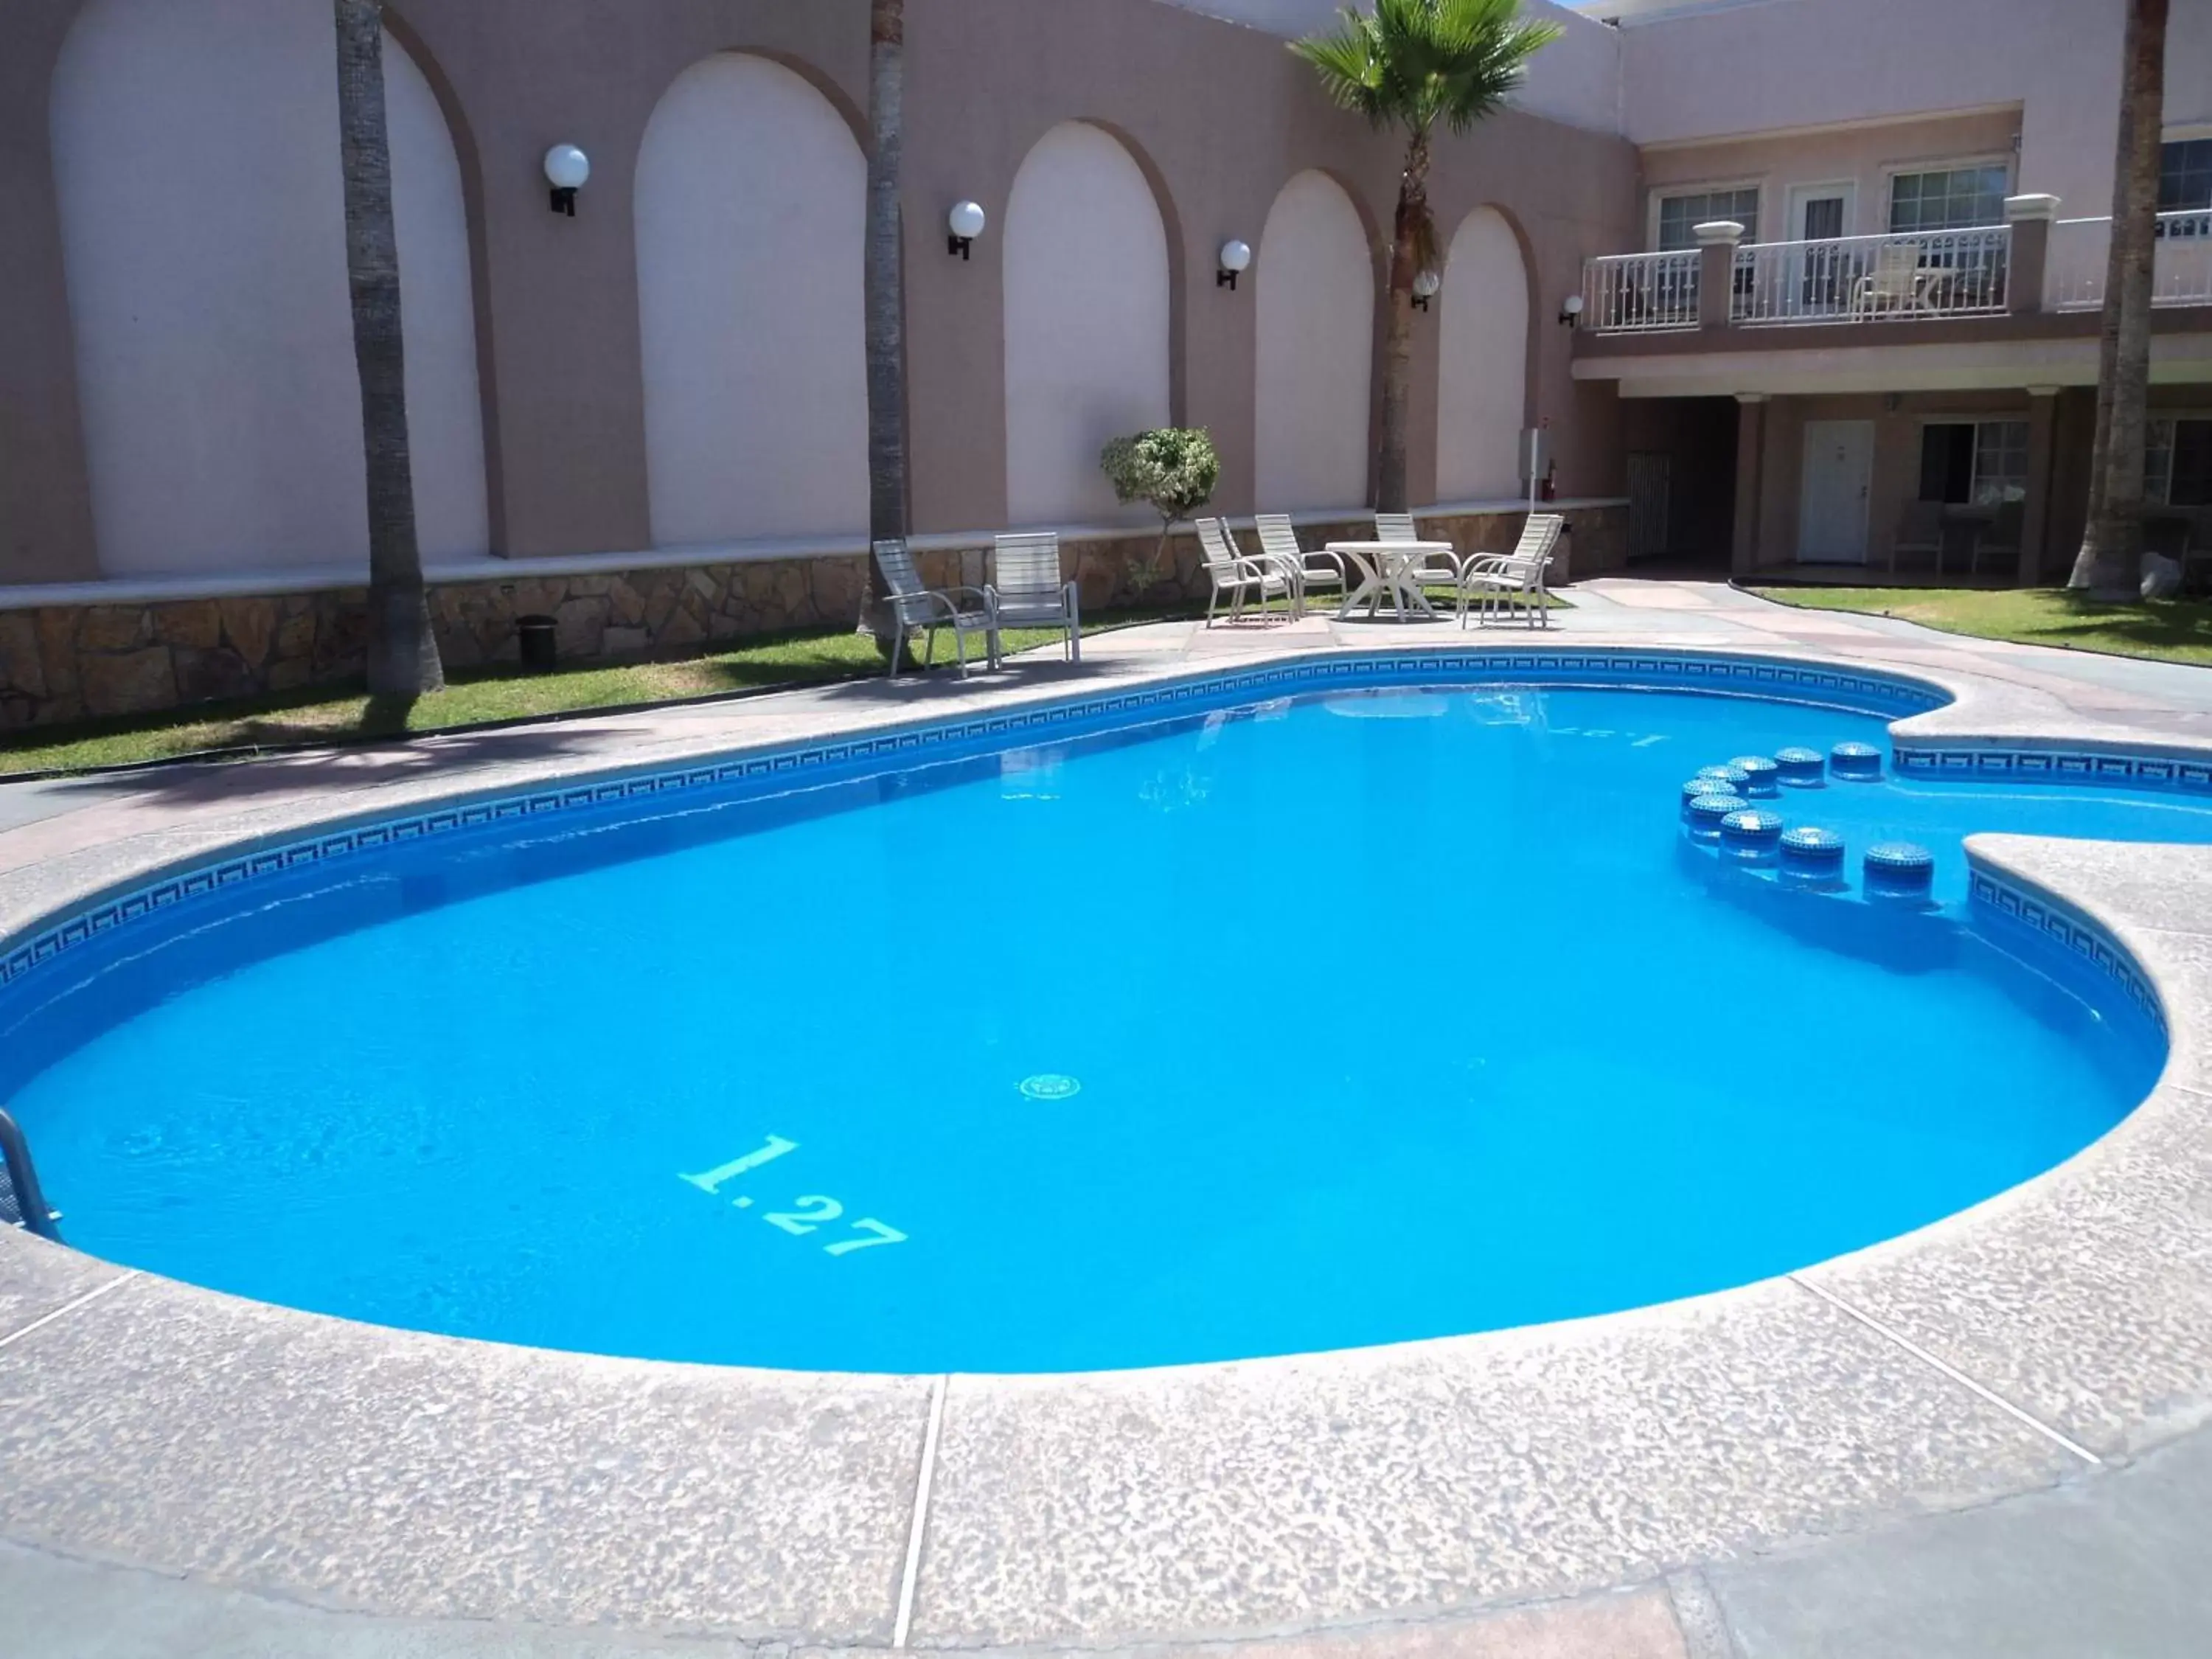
[0,0,2207,721]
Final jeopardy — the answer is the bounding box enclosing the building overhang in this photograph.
[1573,319,2212,399]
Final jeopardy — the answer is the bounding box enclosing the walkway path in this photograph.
[5,582,2211,1658]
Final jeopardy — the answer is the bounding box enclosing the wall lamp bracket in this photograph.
[947,201,987,261]
[1217,239,1252,291]
[543,145,589,217]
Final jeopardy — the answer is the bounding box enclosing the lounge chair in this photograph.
[1968,499,2025,577]
[1458,512,1564,630]
[875,538,999,677]
[1851,242,1934,316]
[988,532,1081,663]
[1197,517,1293,625]
[1888,501,1944,574]
[1371,520,1460,606]
[1256,515,1347,616]
[1377,510,1463,595]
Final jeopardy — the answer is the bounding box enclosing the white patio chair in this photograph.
[1888,500,1944,574]
[1256,515,1346,616]
[875,538,999,676]
[1197,517,1292,626]
[1458,512,1564,630]
[988,532,1081,662]
[1377,510,1462,596]
[1851,242,1935,316]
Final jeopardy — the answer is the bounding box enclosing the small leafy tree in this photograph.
[1102,428,1221,594]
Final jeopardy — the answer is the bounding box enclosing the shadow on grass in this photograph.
[359,693,420,737]
[2004,590,2212,662]
[0,606,1223,785]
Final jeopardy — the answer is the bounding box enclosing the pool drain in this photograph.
[1020,1074,1082,1102]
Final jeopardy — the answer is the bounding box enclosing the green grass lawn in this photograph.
[0,604,1246,776]
[1750,585,2212,669]
[1,583,1567,778]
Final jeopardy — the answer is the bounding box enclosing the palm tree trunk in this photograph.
[2069,0,2169,599]
[1376,129,1431,515]
[335,0,443,698]
[861,0,907,654]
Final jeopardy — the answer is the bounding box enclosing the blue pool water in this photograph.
[2,683,2196,1374]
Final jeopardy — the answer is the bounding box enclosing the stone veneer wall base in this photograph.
[0,508,1624,728]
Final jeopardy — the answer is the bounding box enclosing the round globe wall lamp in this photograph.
[1559,293,1586,328]
[1217,239,1253,291]
[1411,270,1441,313]
[947,201,987,260]
[544,145,589,216]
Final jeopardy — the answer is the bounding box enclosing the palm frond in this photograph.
[1294,0,1562,139]
[1289,10,1394,128]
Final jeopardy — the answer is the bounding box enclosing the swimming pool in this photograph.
[1,667,2196,1375]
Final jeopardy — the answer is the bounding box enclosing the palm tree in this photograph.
[335,0,443,697]
[862,0,908,655]
[1294,0,1558,513]
[2069,0,2171,600]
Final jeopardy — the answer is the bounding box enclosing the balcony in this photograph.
[1579,209,2212,339]
[1584,227,2012,334]
[2047,210,2212,310]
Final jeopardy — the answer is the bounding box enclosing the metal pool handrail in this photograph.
[0,1107,62,1242]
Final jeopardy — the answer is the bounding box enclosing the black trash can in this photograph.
[516,614,558,673]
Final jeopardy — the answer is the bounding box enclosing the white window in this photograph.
[1888,164,2010,234]
[1919,420,2028,505]
[1655,187,1759,251]
[1972,421,2030,505]
[2160,139,2212,239]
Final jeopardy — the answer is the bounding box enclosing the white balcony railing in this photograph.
[2046,210,2212,310]
[1582,249,1702,333]
[1731,226,2011,326]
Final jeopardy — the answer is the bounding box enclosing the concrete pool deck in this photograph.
[2,580,2211,1658]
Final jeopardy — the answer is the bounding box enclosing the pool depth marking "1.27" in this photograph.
[679,1135,908,1256]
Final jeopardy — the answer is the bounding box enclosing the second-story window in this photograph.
[1655,187,1759,250]
[1888,165,2010,234]
[2160,139,2212,238]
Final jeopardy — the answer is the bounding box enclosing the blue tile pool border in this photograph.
[1969,864,2167,1035]
[0,645,2185,1031]
[1896,745,2212,795]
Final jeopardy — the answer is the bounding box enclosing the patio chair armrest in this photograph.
[894,589,958,625]
[906,588,992,625]
[1302,549,1348,579]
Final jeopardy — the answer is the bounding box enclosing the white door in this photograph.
[1799,420,1874,563]
[1788,183,1854,242]
[1785,184,1855,317]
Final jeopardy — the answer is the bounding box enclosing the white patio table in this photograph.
[1329,540,1455,622]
